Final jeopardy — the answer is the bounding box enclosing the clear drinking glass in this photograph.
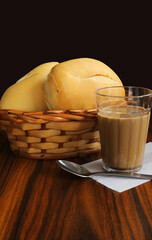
[95,86,152,172]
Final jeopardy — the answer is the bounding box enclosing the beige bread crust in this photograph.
[45,58,123,110]
[0,62,58,111]
[17,62,58,83]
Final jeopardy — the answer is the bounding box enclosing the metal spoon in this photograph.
[56,160,152,180]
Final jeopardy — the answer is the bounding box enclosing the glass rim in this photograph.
[95,86,152,99]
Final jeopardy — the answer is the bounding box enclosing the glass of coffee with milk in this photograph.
[95,86,152,172]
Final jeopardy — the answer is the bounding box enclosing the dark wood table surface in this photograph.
[0,120,152,240]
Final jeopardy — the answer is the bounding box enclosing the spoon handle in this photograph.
[91,171,152,180]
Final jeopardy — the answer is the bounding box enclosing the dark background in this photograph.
[0,2,151,98]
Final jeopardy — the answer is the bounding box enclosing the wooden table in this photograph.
[0,120,152,240]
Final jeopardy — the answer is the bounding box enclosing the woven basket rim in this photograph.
[0,108,97,124]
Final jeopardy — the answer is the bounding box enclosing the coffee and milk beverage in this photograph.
[98,105,150,171]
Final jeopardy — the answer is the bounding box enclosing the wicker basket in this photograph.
[0,109,101,159]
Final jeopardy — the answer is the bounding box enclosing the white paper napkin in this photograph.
[83,142,152,193]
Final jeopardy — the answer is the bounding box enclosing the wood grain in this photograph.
[0,118,152,240]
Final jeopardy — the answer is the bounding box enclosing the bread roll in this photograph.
[45,58,123,110]
[0,62,58,111]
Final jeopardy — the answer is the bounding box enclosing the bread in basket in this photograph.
[0,58,122,159]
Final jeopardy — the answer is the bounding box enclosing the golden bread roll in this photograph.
[0,62,58,111]
[45,58,123,110]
